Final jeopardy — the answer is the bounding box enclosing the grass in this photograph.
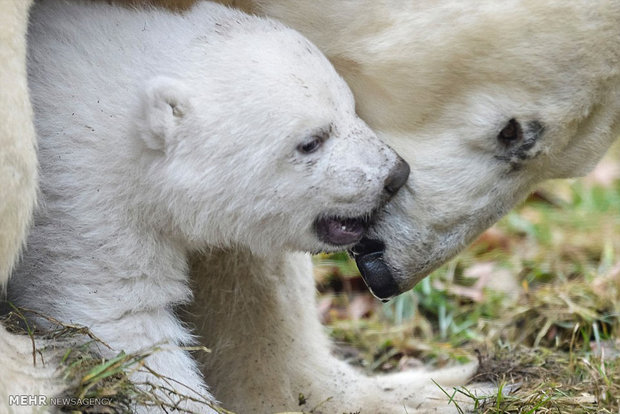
[1,308,226,414]
[314,145,620,412]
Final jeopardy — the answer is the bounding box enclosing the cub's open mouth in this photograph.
[314,216,368,246]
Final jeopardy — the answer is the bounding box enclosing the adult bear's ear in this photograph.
[139,76,192,151]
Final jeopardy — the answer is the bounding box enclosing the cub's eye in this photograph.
[297,136,323,154]
[498,118,523,145]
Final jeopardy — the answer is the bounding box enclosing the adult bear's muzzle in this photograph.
[350,238,400,302]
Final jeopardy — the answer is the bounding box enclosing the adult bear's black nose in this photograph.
[384,156,410,197]
[350,238,400,302]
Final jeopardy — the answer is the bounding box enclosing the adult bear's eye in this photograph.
[297,136,323,154]
[497,118,523,145]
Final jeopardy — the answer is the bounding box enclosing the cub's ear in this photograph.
[139,76,192,151]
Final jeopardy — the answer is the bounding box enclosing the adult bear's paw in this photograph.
[301,361,498,414]
[370,363,498,413]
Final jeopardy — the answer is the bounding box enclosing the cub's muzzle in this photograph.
[383,156,410,198]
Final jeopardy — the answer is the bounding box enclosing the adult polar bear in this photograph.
[0,0,619,413]
[151,2,619,412]
[183,2,620,412]
[245,0,620,298]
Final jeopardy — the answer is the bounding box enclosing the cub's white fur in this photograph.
[8,1,477,413]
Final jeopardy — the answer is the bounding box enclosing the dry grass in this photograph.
[1,308,228,414]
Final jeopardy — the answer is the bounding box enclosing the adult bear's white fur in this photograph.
[0,1,63,411]
[7,1,486,413]
[0,0,37,287]
[250,0,620,294]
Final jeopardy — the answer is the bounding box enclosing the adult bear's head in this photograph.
[134,9,409,257]
[350,1,620,299]
[252,0,620,299]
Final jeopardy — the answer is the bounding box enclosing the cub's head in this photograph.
[135,19,408,255]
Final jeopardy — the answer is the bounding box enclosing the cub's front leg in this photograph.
[187,249,485,413]
[87,310,219,414]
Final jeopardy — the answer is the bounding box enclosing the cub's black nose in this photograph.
[384,156,410,197]
[350,238,400,302]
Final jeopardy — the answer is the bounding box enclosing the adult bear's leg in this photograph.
[187,249,488,413]
[0,1,63,410]
[0,0,37,285]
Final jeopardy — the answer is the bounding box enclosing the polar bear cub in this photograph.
[10,0,408,411]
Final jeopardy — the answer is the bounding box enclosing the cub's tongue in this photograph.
[315,217,365,246]
[350,238,400,302]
